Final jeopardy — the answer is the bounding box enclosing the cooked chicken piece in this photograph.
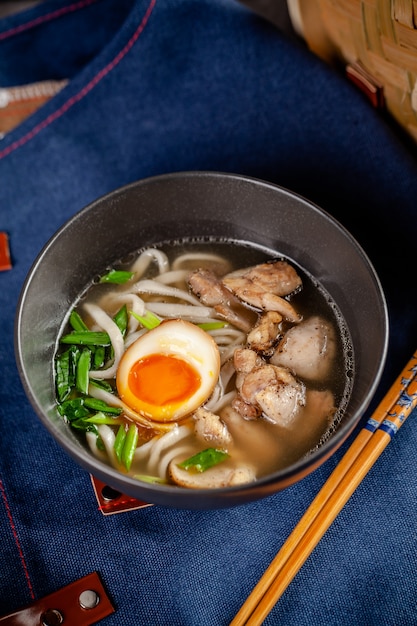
[239,364,279,400]
[224,260,302,296]
[213,302,257,333]
[270,315,336,381]
[223,261,302,322]
[235,363,305,426]
[255,383,303,427]
[222,261,301,323]
[223,281,301,323]
[193,407,232,447]
[234,347,265,374]
[247,310,282,354]
[234,348,266,402]
[188,267,227,306]
[169,460,256,489]
[188,268,257,332]
[231,395,262,419]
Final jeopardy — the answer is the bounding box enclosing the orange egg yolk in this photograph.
[128,353,201,407]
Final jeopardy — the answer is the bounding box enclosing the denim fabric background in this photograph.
[0,1,416,624]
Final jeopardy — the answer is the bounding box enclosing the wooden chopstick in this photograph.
[231,350,417,626]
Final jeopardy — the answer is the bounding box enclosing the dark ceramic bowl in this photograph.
[15,172,388,509]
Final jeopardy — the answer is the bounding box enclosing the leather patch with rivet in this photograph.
[90,475,153,515]
[0,571,115,625]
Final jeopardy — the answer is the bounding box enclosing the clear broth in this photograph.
[57,238,354,484]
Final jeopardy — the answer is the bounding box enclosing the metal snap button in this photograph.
[79,589,100,610]
[40,608,64,626]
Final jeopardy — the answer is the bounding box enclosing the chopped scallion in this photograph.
[55,345,80,402]
[60,330,111,346]
[93,345,106,369]
[76,348,91,394]
[113,304,128,336]
[114,424,127,464]
[121,423,139,471]
[83,397,122,415]
[83,412,123,425]
[129,309,161,330]
[70,419,99,435]
[197,321,228,330]
[69,310,89,332]
[89,378,114,393]
[58,397,91,420]
[99,269,134,284]
[178,448,229,473]
[55,349,72,402]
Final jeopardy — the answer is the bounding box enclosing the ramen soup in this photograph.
[55,240,353,489]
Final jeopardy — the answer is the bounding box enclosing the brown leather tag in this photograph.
[90,475,153,515]
[0,571,115,625]
[345,62,385,109]
[0,232,12,271]
[0,79,68,135]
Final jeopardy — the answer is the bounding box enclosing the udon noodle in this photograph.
[55,242,353,489]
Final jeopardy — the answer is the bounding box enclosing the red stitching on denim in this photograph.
[0,477,35,600]
[0,0,157,160]
[0,0,101,42]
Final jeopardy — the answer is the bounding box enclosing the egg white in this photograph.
[116,319,221,422]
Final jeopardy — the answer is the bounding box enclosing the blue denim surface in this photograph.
[0,0,417,624]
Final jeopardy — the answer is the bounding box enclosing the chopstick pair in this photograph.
[231,350,417,626]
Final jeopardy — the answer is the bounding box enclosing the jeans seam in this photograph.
[0,0,102,41]
[0,476,35,601]
[0,0,157,161]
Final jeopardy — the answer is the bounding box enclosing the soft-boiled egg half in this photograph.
[116,319,221,422]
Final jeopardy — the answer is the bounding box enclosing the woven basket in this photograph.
[288,0,417,142]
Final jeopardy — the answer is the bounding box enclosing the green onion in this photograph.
[71,418,98,433]
[89,378,114,393]
[113,305,128,336]
[197,321,228,330]
[69,310,89,332]
[83,412,123,425]
[76,348,91,394]
[178,448,229,473]
[93,346,106,369]
[99,269,134,284]
[60,331,111,346]
[69,345,81,382]
[55,349,72,402]
[114,425,127,464]
[121,423,139,471]
[55,345,80,402]
[129,309,161,330]
[83,397,122,415]
[58,397,91,420]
